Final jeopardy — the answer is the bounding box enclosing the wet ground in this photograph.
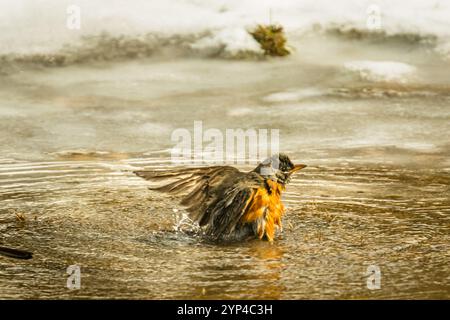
[0,33,449,299]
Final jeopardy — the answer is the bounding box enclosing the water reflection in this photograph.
[184,241,286,299]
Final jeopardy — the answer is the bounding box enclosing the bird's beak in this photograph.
[289,164,307,174]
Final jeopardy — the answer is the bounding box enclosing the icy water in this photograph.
[1,31,450,299]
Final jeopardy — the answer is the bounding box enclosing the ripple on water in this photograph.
[0,157,449,299]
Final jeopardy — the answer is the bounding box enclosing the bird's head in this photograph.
[253,153,307,185]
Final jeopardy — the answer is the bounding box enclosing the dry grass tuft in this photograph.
[249,24,290,57]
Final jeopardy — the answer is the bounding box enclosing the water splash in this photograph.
[172,208,201,235]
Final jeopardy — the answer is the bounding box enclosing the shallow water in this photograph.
[1,31,450,299]
[1,157,449,299]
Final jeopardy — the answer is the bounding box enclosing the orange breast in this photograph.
[241,179,285,242]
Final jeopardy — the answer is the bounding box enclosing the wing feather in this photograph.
[204,184,256,240]
[134,166,265,240]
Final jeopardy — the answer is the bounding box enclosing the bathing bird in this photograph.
[134,154,306,242]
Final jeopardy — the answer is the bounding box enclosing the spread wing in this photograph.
[134,166,264,240]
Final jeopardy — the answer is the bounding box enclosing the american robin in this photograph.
[134,153,306,242]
